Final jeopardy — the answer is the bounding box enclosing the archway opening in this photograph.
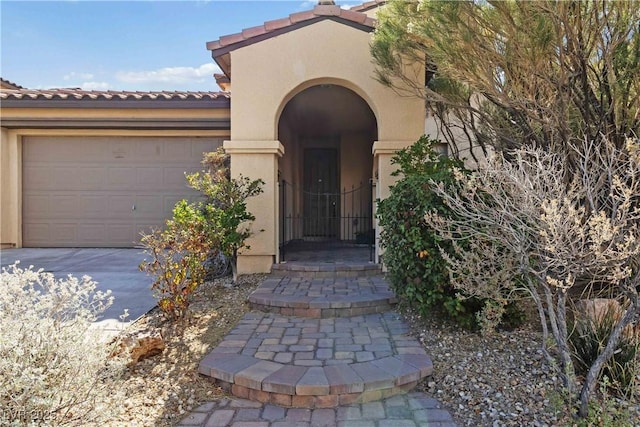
[277,84,378,259]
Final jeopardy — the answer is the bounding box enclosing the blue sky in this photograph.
[1,1,361,91]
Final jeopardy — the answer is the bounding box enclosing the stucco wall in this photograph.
[424,113,489,169]
[225,18,425,273]
[230,20,424,143]
[224,140,283,272]
[0,127,20,248]
[340,132,372,192]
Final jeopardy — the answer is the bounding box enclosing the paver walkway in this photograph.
[248,276,396,317]
[180,259,457,426]
[179,393,455,427]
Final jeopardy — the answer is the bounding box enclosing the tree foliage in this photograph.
[426,137,640,416]
[140,148,263,320]
[139,200,212,320]
[373,1,640,417]
[377,136,486,328]
[187,148,264,282]
[372,0,640,160]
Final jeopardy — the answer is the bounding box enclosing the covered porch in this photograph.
[207,3,425,274]
[278,83,377,262]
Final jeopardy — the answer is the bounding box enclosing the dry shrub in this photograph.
[0,263,127,426]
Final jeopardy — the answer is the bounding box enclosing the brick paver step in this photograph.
[248,276,397,318]
[271,262,382,278]
[178,392,457,427]
[198,312,433,408]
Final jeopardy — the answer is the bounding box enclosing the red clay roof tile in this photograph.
[206,3,378,78]
[0,77,24,89]
[242,25,268,39]
[208,4,375,57]
[264,17,292,32]
[206,40,222,50]
[340,9,368,24]
[363,16,376,27]
[219,32,246,47]
[314,5,341,16]
[350,0,386,13]
[290,10,316,24]
[0,88,230,102]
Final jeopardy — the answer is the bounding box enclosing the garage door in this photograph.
[22,136,222,247]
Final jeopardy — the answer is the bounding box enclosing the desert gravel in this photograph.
[405,308,639,426]
[102,276,638,426]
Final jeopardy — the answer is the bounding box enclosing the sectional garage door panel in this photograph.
[22,136,221,247]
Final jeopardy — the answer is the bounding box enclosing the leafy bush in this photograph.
[140,148,263,320]
[0,263,126,426]
[139,200,211,320]
[186,148,264,282]
[377,135,483,328]
[570,302,639,398]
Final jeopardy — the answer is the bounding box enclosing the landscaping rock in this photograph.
[116,330,166,366]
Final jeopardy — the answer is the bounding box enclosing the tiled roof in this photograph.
[0,88,229,101]
[207,4,375,52]
[350,0,386,13]
[207,4,376,76]
[214,73,231,92]
[0,77,24,89]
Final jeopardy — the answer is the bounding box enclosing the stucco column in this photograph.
[224,140,284,274]
[372,140,414,264]
[0,129,21,248]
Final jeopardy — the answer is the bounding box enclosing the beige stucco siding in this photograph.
[361,5,382,19]
[223,17,425,273]
[229,19,424,142]
[0,128,20,248]
[224,140,283,273]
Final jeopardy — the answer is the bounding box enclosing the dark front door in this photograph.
[303,148,339,238]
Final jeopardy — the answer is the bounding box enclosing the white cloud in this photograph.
[80,81,111,90]
[64,71,94,81]
[299,0,316,9]
[115,63,220,85]
[340,2,359,10]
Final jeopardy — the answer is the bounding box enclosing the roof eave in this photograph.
[213,53,232,78]
[0,77,25,90]
[350,0,386,13]
[208,16,375,78]
[0,117,231,131]
[0,97,230,109]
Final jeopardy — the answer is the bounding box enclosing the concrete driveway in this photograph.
[0,248,156,333]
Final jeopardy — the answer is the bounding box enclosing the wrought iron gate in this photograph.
[279,180,374,261]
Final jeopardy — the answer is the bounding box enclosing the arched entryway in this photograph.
[277,84,378,260]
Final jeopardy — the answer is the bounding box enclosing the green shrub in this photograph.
[0,264,127,426]
[377,135,482,327]
[139,200,211,320]
[186,148,264,282]
[570,304,640,398]
[139,148,263,320]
